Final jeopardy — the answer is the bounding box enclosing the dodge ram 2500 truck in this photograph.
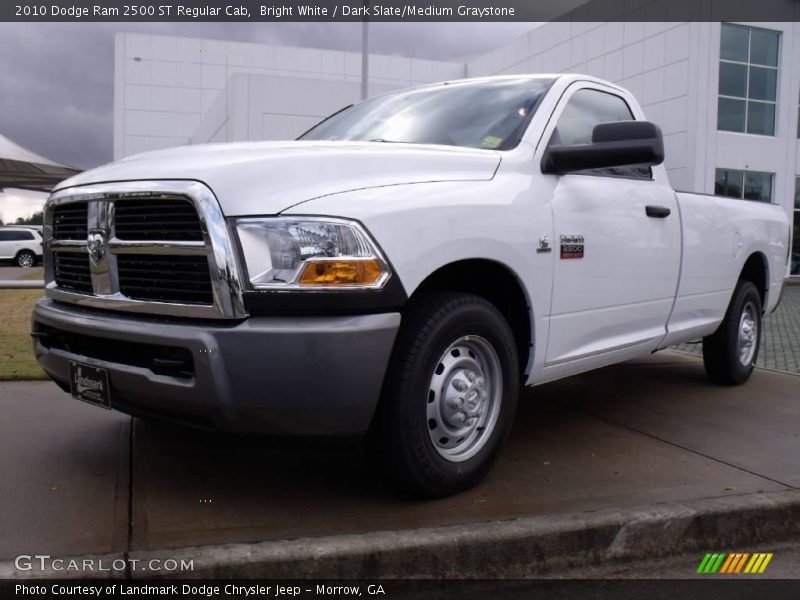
[33,75,790,496]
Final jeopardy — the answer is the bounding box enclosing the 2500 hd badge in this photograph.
[34,74,790,497]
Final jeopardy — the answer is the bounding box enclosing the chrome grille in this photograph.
[118,255,213,305]
[53,252,92,293]
[44,181,246,319]
[52,202,88,240]
[114,198,204,241]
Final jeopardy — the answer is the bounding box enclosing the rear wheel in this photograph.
[702,280,762,385]
[16,250,35,268]
[368,292,519,497]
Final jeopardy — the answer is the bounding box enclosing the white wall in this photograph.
[190,73,404,145]
[114,32,464,159]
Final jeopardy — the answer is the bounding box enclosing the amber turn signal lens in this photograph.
[298,259,383,286]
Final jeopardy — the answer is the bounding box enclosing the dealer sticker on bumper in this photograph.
[69,361,111,409]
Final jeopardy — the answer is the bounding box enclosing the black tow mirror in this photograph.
[541,121,664,175]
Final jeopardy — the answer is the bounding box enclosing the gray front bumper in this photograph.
[32,298,401,436]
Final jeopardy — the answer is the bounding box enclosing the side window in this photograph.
[549,88,652,180]
[0,230,33,241]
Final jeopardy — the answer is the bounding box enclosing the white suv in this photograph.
[0,227,43,267]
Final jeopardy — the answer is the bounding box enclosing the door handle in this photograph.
[645,205,671,218]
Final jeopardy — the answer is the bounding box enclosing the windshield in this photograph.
[299,78,554,151]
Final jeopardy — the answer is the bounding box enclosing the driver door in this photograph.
[542,85,681,367]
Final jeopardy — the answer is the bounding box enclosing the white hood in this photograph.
[56,141,501,216]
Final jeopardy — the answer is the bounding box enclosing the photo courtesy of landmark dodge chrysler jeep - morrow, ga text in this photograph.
[32,75,790,496]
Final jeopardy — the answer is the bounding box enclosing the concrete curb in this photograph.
[141,489,800,578]
[4,489,800,579]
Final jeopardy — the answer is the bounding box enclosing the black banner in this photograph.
[4,579,800,600]
[3,0,800,22]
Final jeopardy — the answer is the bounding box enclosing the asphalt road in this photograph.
[1,351,798,562]
[0,265,43,280]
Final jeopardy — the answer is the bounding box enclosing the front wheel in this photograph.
[16,250,36,268]
[368,292,519,497]
[702,280,762,385]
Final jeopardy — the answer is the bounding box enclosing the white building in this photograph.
[114,24,800,277]
[113,33,463,157]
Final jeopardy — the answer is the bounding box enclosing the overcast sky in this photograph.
[0,21,535,222]
[0,22,536,169]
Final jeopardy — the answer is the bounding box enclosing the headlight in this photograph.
[234,217,391,290]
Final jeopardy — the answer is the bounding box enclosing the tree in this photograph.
[16,211,43,225]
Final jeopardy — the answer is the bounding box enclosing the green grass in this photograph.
[0,289,48,380]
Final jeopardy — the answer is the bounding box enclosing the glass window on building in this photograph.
[715,169,773,203]
[793,178,800,276]
[718,24,779,136]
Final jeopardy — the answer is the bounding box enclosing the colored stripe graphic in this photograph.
[745,553,774,574]
[712,553,726,573]
[700,552,774,574]
[719,553,733,574]
[699,553,727,573]
[697,554,713,573]
[758,554,774,573]
[703,553,720,573]
[734,553,750,573]
[719,554,736,573]
[724,553,748,573]
[745,554,760,574]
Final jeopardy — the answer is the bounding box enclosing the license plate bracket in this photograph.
[68,361,111,409]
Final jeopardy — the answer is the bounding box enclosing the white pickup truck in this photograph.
[33,75,790,496]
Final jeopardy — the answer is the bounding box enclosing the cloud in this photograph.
[0,21,535,171]
[0,189,47,224]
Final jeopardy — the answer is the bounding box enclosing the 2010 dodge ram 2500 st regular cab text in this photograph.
[33,75,790,496]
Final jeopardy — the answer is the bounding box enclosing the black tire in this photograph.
[368,292,519,497]
[15,250,36,268]
[702,280,762,385]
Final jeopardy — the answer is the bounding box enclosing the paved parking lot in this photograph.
[675,284,800,374]
[1,351,798,560]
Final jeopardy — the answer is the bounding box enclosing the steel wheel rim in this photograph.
[18,253,33,268]
[426,335,503,463]
[737,301,758,366]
